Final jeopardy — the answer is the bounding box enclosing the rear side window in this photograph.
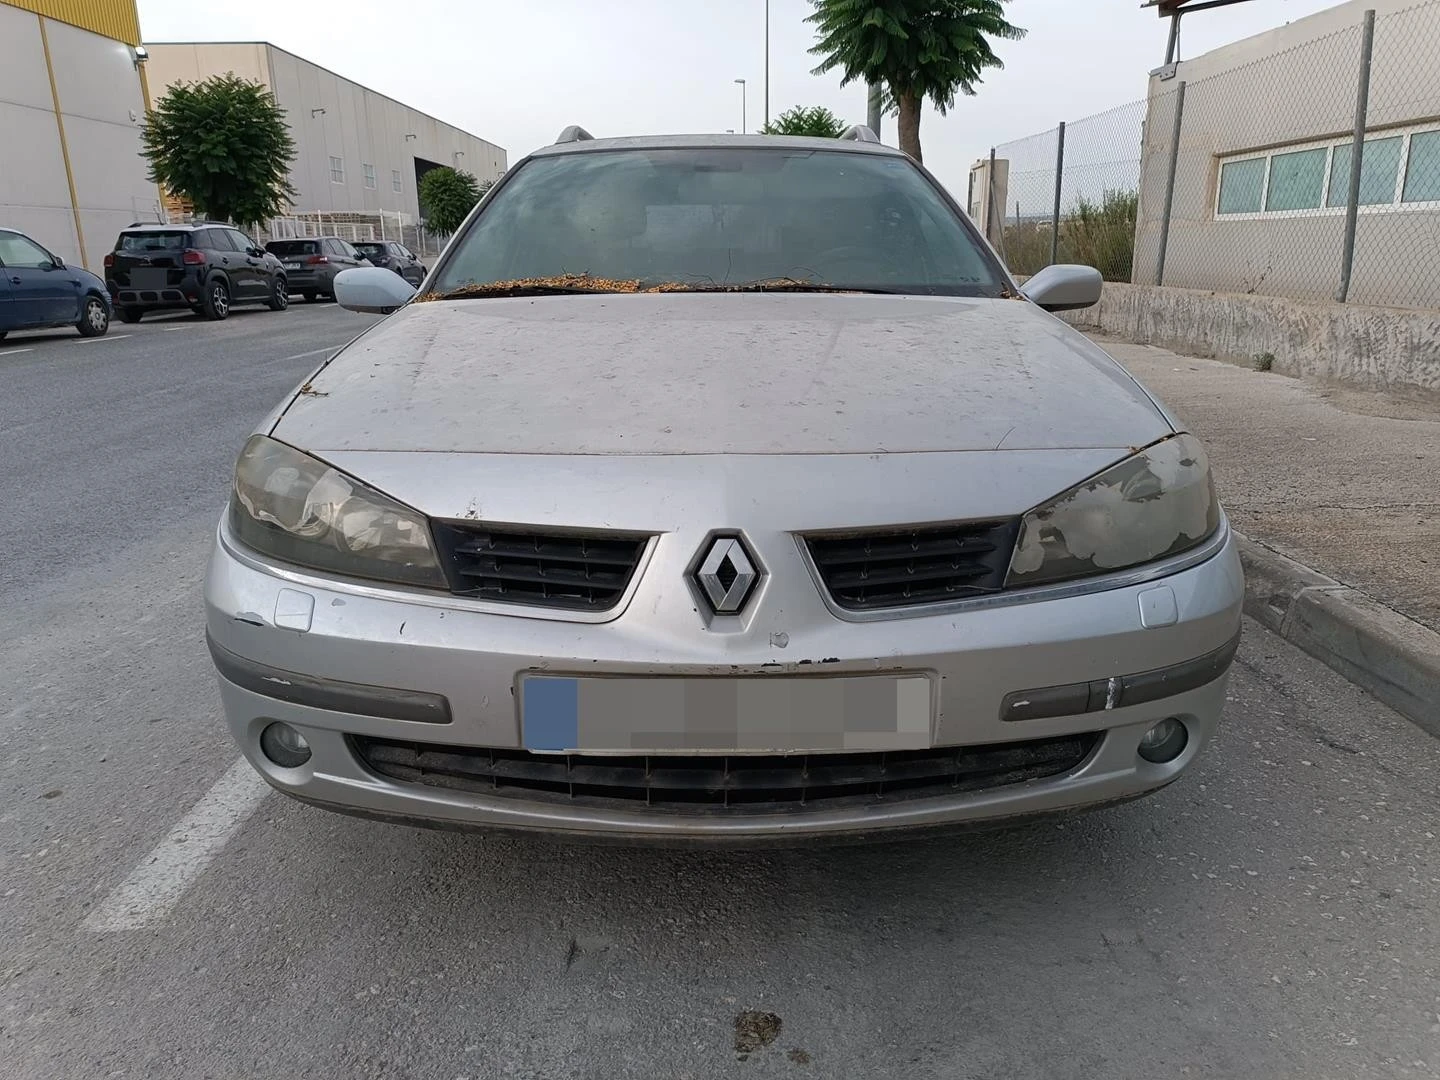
[117,231,189,252]
[266,240,320,256]
[203,230,239,252]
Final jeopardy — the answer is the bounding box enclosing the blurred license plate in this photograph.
[130,269,167,289]
[283,261,301,270]
[519,674,933,753]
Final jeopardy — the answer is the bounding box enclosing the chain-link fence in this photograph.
[981,0,1440,311]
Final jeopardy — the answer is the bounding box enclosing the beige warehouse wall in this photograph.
[144,42,506,223]
[0,4,157,272]
[1135,0,1440,308]
[143,41,271,93]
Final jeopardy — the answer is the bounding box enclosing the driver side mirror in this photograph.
[50,256,65,269]
[333,266,418,314]
[1020,264,1103,312]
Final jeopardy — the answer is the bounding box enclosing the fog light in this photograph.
[260,722,311,767]
[1138,717,1188,764]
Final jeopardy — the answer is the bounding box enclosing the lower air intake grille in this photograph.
[351,732,1100,813]
[431,523,648,611]
[805,519,1020,611]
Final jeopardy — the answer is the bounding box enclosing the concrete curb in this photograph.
[1237,533,1440,736]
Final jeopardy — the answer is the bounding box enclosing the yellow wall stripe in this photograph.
[2,0,141,46]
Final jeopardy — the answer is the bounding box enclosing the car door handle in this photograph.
[9,276,20,285]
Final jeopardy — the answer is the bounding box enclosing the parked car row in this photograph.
[1,223,429,340]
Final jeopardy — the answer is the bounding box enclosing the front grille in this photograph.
[351,732,1100,813]
[805,519,1020,611]
[431,522,648,611]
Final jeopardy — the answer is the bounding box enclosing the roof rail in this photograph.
[839,124,880,144]
[555,125,595,144]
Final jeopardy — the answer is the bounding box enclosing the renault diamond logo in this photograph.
[695,536,759,615]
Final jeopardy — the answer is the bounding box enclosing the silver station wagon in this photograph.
[204,126,1243,843]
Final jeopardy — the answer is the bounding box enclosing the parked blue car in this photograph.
[0,228,111,340]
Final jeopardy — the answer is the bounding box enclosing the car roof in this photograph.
[529,133,906,159]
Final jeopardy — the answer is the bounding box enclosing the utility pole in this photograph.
[764,0,770,128]
[867,82,883,141]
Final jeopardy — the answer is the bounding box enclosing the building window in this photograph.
[1402,130,1440,203]
[363,163,377,189]
[1328,136,1403,207]
[1217,123,1440,218]
[392,169,403,193]
[1264,147,1326,211]
[330,156,345,184]
[1217,158,1265,215]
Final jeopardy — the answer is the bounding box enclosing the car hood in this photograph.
[272,293,1172,455]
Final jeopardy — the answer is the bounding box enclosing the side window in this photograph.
[228,230,257,253]
[206,230,238,252]
[323,239,343,257]
[0,232,56,268]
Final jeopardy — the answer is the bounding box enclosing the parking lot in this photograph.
[3,304,1439,1079]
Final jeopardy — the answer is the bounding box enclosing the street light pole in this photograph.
[764,0,770,128]
[735,78,747,134]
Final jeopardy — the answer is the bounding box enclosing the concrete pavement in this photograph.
[2,309,1440,1078]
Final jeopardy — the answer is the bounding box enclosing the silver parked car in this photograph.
[204,128,1243,843]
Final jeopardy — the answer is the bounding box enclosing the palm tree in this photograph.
[807,0,1025,163]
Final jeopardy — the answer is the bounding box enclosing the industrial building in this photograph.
[1132,0,1440,308]
[144,42,506,232]
[0,0,161,272]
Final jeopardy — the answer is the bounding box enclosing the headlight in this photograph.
[1007,434,1220,588]
[228,435,447,589]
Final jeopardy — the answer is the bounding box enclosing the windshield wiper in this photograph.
[666,279,901,295]
[421,274,903,302]
[421,275,648,301]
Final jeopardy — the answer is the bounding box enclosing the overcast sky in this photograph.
[137,0,1339,197]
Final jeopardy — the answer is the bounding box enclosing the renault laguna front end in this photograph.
[203,130,1243,843]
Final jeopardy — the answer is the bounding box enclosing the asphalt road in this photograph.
[3,309,1439,1080]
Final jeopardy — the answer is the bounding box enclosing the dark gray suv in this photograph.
[264,237,371,302]
[353,241,427,287]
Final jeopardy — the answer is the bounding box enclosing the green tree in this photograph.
[141,74,297,228]
[760,104,848,138]
[807,0,1025,163]
[419,167,484,235]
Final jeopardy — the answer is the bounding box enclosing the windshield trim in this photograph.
[426,144,1016,297]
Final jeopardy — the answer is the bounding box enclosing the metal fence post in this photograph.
[1155,80,1186,288]
[986,146,1007,263]
[1050,120,1066,266]
[1337,9,1377,303]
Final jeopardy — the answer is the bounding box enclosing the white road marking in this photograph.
[163,326,189,332]
[82,757,271,933]
[73,334,132,345]
[280,346,337,361]
[0,348,34,356]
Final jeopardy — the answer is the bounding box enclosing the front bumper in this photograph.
[204,520,1244,842]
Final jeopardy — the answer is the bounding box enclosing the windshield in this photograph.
[430,148,1005,297]
[117,231,189,252]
